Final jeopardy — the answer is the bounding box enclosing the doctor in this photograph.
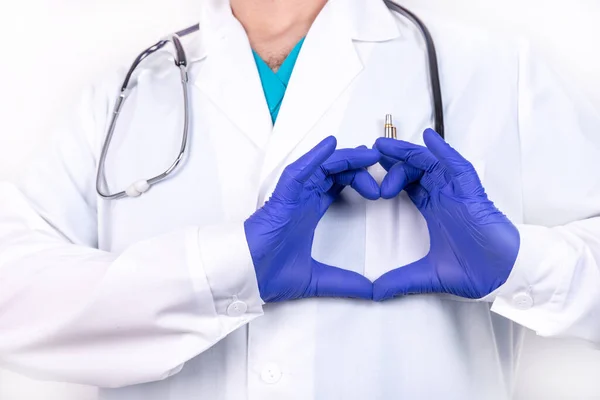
[1,0,599,399]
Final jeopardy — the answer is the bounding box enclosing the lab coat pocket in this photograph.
[363,193,430,281]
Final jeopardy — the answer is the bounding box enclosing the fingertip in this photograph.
[361,147,382,161]
[364,179,381,200]
[289,136,338,183]
[372,280,393,302]
[360,186,381,201]
[379,165,407,199]
[325,135,338,144]
[380,178,402,200]
[374,138,416,158]
[367,149,382,165]
[423,128,446,148]
[323,148,381,175]
[313,136,338,159]
[312,136,337,158]
[320,135,338,151]
[422,129,475,177]
[423,128,441,139]
[374,137,388,149]
[374,137,395,154]
[352,169,381,200]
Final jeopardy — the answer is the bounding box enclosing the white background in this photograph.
[0,0,599,399]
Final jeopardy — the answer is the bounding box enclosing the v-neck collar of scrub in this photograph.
[252,37,306,123]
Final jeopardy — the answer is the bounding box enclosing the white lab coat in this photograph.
[1,0,599,399]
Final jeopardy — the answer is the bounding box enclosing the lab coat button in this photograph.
[226,300,248,317]
[512,293,534,310]
[260,363,282,384]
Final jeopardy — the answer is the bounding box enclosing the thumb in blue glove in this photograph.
[245,136,381,302]
[372,129,520,301]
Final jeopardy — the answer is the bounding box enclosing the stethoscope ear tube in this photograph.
[383,0,445,139]
[97,35,192,200]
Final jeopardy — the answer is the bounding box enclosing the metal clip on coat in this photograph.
[384,114,397,139]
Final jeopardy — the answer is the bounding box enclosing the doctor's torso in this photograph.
[95,2,526,400]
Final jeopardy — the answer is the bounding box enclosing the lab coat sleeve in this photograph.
[489,42,600,343]
[0,80,264,388]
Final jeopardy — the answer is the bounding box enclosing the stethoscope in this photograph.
[96,0,444,200]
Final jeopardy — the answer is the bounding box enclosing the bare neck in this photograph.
[230,0,327,71]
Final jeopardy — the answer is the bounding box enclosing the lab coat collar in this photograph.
[187,0,402,58]
[336,0,402,42]
[188,0,403,180]
[191,4,273,150]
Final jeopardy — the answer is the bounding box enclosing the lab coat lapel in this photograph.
[259,3,361,185]
[259,0,401,187]
[193,8,272,150]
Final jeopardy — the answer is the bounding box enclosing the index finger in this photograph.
[321,148,381,175]
[423,128,474,176]
[284,136,338,182]
[374,138,440,173]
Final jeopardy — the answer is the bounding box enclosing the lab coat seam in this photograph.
[192,226,222,321]
[515,41,527,227]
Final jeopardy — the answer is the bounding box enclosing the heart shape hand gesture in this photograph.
[245,130,520,303]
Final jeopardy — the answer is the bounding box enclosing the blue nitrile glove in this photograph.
[245,136,380,303]
[372,129,520,301]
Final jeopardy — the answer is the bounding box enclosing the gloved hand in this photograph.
[372,129,520,301]
[245,136,380,303]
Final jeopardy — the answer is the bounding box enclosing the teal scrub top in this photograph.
[252,38,305,124]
